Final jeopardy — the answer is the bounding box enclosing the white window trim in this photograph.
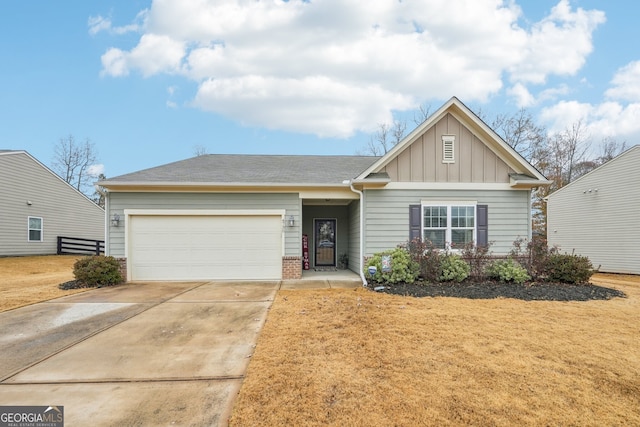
[421,201,476,250]
[28,216,43,242]
[442,135,455,163]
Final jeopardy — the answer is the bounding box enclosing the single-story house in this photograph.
[0,150,105,256]
[548,145,640,275]
[98,97,550,282]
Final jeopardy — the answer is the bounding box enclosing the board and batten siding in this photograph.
[548,146,640,274]
[363,189,530,256]
[107,192,300,257]
[0,151,105,256]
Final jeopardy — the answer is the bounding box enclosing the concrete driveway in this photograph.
[0,280,279,426]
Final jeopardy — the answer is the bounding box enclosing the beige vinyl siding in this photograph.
[0,152,104,256]
[363,189,530,256]
[548,146,640,274]
[348,200,361,273]
[107,192,300,257]
[381,113,515,183]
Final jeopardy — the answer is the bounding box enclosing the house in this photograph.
[97,97,549,282]
[0,150,105,256]
[547,145,640,275]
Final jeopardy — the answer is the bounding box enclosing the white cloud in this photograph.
[605,60,640,102]
[98,0,605,138]
[88,11,146,36]
[507,83,535,108]
[87,164,105,177]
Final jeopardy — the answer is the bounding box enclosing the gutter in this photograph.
[94,185,109,255]
[345,180,368,287]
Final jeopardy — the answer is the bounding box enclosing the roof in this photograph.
[99,154,380,187]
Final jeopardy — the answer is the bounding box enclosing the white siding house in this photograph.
[547,145,640,274]
[0,150,105,256]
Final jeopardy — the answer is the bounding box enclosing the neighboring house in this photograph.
[548,145,640,275]
[0,150,105,256]
[98,97,549,282]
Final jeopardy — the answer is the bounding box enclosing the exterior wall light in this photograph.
[287,215,295,227]
[111,213,120,227]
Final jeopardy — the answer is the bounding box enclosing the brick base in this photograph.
[115,257,127,282]
[282,256,302,280]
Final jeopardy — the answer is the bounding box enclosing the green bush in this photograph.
[73,255,123,288]
[438,254,470,283]
[544,253,594,284]
[364,247,419,284]
[486,258,531,284]
[404,238,443,282]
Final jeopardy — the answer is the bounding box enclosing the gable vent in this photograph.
[442,135,455,163]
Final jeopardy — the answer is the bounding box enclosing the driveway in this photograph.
[0,280,279,426]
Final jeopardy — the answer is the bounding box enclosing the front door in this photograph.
[314,218,336,267]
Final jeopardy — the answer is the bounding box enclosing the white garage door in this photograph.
[129,215,283,280]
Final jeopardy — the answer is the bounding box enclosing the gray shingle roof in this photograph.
[101,154,380,186]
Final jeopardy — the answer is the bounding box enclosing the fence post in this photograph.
[57,236,62,255]
[95,241,101,255]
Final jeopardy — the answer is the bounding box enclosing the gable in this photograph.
[356,97,550,189]
[381,112,515,183]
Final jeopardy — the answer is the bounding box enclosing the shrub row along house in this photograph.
[0,150,104,256]
[97,97,550,282]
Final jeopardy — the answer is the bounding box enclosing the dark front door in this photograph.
[314,219,336,267]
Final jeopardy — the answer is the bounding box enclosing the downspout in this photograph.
[346,180,367,287]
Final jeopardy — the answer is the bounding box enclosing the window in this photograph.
[422,203,475,249]
[28,217,43,242]
[442,135,455,163]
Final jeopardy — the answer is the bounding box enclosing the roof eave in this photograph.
[97,181,352,190]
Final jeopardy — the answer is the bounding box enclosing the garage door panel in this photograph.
[129,215,283,280]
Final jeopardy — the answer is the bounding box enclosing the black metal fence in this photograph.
[57,236,105,256]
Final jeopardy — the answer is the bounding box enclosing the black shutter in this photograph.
[409,204,421,241]
[477,204,488,247]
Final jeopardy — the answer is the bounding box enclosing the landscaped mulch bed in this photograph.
[375,281,626,301]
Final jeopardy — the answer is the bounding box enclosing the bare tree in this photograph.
[596,137,627,165]
[491,108,546,166]
[361,120,407,156]
[52,135,99,198]
[193,145,209,156]
[413,102,432,125]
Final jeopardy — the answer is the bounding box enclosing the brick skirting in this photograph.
[282,256,302,280]
[115,257,127,282]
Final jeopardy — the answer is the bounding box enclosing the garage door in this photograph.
[129,215,283,280]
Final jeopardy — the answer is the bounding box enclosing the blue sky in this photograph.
[2,0,639,179]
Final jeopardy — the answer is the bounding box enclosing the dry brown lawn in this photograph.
[230,274,640,426]
[0,255,88,312]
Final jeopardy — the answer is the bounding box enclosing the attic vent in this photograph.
[442,135,455,163]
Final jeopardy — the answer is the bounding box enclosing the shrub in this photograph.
[486,258,531,284]
[73,255,123,288]
[364,247,419,284]
[404,238,443,282]
[438,254,470,283]
[461,241,493,280]
[544,253,594,284]
[510,236,558,279]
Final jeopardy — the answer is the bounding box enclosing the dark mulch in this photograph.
[374,280,626,301]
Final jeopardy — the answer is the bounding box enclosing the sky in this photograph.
[2,0,639,179]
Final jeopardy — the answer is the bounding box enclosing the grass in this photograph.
[0,255,88,312]
[2,257,639,424]
[230,273,640,426]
